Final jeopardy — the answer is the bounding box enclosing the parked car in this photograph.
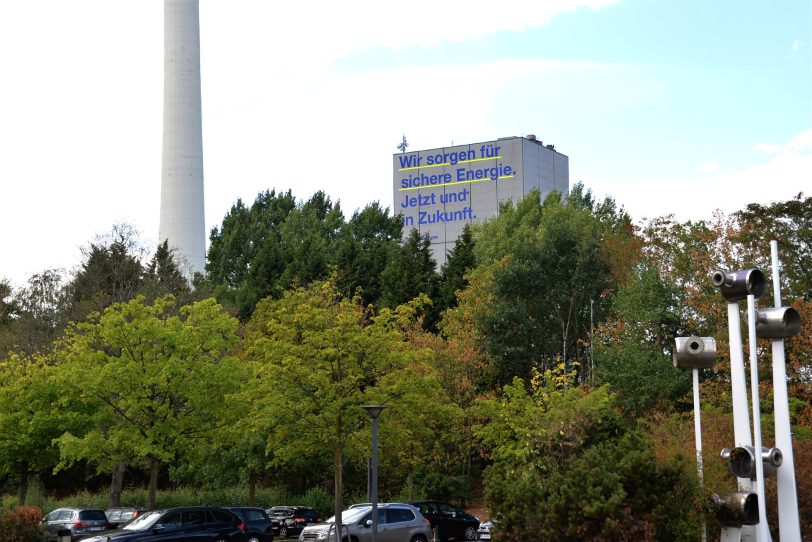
[298,503,431,542]
[42,508,109,542]
[266,506,319,538]
[407,501,479,541]
[79,506,246,542]
[475,518,498,541]
[104,507,147,529]
[223,506,275,542]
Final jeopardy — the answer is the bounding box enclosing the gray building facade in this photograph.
[392,135,569,266]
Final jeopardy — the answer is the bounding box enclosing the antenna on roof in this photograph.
[397,134,409,153]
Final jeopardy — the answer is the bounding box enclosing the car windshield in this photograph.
[122,510,162,531]
[78,510,106,521]
[325,507,371,524]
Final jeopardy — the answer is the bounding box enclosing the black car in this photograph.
[79,506,245,542]
[42,508,109,541]
[223,506,274,542]
[407,501,479,541]
[265,506,319,538]
[104,507,147,529]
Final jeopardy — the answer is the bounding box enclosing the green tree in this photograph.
[205,190,345,320]
[171,422,272,506]
[594,261,691,417]
[732,193,812,299]
[0,279,17,327]
[64,224,145,323]
[0,353,88,505]
[141,240,191,302]
[276,191,344,290]
[206,189,296,289]
[61,227,197,505]
[6,270,66,356]
[475,368,623,537]
[475,369,700,540]
[471,190,614,385]
[242,279,449,536]
[535,431,700,541]
[335,202,402,307]
[53,295,241,509]
[380,229,440,329]
[436,224,476,318]
[0,279,15,355]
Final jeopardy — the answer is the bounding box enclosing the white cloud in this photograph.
[752,128,812,155]
[696,161,721,174]
[598,129,811,223]
[201,0,618,70]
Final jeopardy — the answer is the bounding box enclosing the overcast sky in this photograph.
[1,0,810,287]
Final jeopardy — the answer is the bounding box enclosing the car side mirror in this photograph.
[153,524,165,532]
[364,519,373,528]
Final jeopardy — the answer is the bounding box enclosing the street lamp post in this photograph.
[363,405,385,542]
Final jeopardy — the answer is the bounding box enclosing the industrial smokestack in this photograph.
[159,0,205,277]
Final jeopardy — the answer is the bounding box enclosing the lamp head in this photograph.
[362,405,386,419]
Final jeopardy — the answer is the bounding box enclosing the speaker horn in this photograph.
[711,269,766,301]
[756,306,801,339]
[673,336,716,369]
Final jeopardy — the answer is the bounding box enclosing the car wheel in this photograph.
[464,526,477,540]
[412,535,429,542]
[214,537,228,542]
[248,537,260,542]
[279,526,287,538]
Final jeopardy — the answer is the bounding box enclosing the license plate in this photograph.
[479,535,491,540]
[89,527,103,531]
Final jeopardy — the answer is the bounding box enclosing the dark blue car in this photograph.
[222,507,274,542]
[80,506,245,542]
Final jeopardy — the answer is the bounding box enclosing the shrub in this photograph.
[537,432,701,541]
[485,431,702,541]
[0,506,43,542]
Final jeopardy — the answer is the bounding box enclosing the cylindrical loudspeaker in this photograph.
[711,269,766,301]
[755,306,801,339]
[673,336,716,369]
[711,492,759,526]
[721,446,783,479]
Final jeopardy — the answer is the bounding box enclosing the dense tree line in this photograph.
[1,189,810,540]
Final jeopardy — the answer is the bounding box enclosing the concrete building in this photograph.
[392,135,569,266]
[159,0,205,277]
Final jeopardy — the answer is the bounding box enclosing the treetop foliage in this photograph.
[1,185,810,538]
[732,192,811,299]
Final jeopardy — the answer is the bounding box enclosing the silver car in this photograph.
[41,508,108,542]
[299,503,431,542]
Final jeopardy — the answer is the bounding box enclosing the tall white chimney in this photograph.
[159,0,205,277]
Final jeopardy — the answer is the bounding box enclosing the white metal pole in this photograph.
[727,302,753,490]
[747,295,770,542]
[769,240,802,541]
[693,368,707,542]
[727,301,756,542]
